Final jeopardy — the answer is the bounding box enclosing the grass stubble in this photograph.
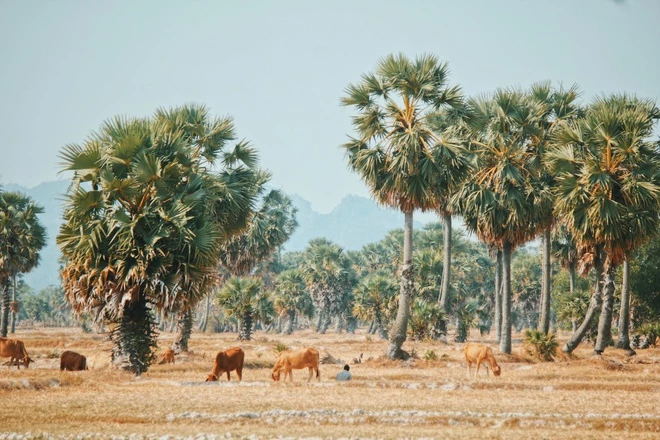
[1,327,659,439]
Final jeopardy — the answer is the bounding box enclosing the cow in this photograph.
[60,350,88,371]
[205,347,244,382]
[464,343,501,378]
[0,338,32,369]
[158,348,176,365]
[271,348,320,383]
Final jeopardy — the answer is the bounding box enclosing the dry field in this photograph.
[1,327,660,440]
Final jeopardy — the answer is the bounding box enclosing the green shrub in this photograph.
[274,342,288,354]
[634,323,660,348]
[423,349,437,361]
[524,329,558,361]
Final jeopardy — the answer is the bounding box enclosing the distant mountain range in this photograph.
[2,180,435,290]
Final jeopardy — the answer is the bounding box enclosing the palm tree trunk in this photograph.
[111,297,158,376]
[387,210,414,360]
[438,213,452,333]
[616,259,634,353]
[562,250,603,354]
[335,314,345,334]
[0,280,9,338]
[285,310,295,335]
[315,312,323,333]
[568,262,576,295]
[198,294,211,332]
[10,273,17,334]
[239,310,253,341]
[500,242,513,354]
[375,310,388,340]
[594,263,616,354]
[172,308,193,352]
[494,249,503,342]
[539,229,552,334]
[367,319,375,334]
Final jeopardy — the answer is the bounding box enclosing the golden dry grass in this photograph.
[1,327,660,439]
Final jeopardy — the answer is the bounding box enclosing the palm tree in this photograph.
[300,238,356,334]
[341,53,463,359]
[353,271,398,340]
[216,277,271,340]
[57,104,261,374]
[526,82,581,334]
[453,89,548,354]
[273,269,314,335]
[0,191,47,337]
[549,94,660,354]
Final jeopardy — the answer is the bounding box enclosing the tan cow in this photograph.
[271,348,320,382]
[158,348,176,365]
[205,347,244,382]
[0,338,32,369]
[60,350,88,371]
[464,343,501,378]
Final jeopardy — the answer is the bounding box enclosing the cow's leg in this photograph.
[15,357,20,370]
[475,361,481,378]
[226,371,231,381]
[307,367,313,382]
[466,361,472,378]
[237,366,243,382]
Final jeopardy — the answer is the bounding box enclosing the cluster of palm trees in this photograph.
[0,190,47,337]
[342,53,660,358]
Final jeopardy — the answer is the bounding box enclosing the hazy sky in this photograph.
[1,0,659,213]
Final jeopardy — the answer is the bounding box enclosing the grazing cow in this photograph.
[205,347,244,382]
[60,350,88,371]
[271,348,320,382]
[464,343,501,378]
[158,348,176,365]
[0,338,32,369]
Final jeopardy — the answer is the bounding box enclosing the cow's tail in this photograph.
[316,368,320,379]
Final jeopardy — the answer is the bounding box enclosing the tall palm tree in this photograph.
[341,53,463,359]
[273,269,314,335]
[0,191,47,337]
[549,94,660,354]
[57,104,261,374]
[526,82,581,334]
[453,89,548,354]
[216,277,271,341]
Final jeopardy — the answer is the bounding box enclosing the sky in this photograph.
[1,0,659,213]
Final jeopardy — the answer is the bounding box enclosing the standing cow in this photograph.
[0,338,32,369]
[271,348,320,382]
[60,350,88,371]
[205,347,244,382]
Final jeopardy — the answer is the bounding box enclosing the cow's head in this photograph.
[206,374,218,382]
[23,357,33,368]
[271,370,281,381]
[492,365,501,376]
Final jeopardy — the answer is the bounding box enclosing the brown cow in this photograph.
[271,348,320,382]
[205,347,244,382]
[464,343,501,378]
[60,350,88,371]
[0,338,32,369]
[158,348,176,365]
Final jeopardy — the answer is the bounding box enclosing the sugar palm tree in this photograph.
[453,89,548,354]
[341,53,463,359]
[0,191,47,337]
[216,277,271,341]
[57,104,261,374]
[549,94,660,354]
[353,271,398,340]
[526,82,581,334]
[300,238,356,334]
[273,269,314,335]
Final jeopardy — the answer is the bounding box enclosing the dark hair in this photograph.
[343,364,350,371]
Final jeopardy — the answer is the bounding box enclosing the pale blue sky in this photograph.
[1,0,659,213]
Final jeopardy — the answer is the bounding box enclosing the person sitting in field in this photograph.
[336,364,352,381]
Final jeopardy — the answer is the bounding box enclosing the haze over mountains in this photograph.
[3,180,433,290]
